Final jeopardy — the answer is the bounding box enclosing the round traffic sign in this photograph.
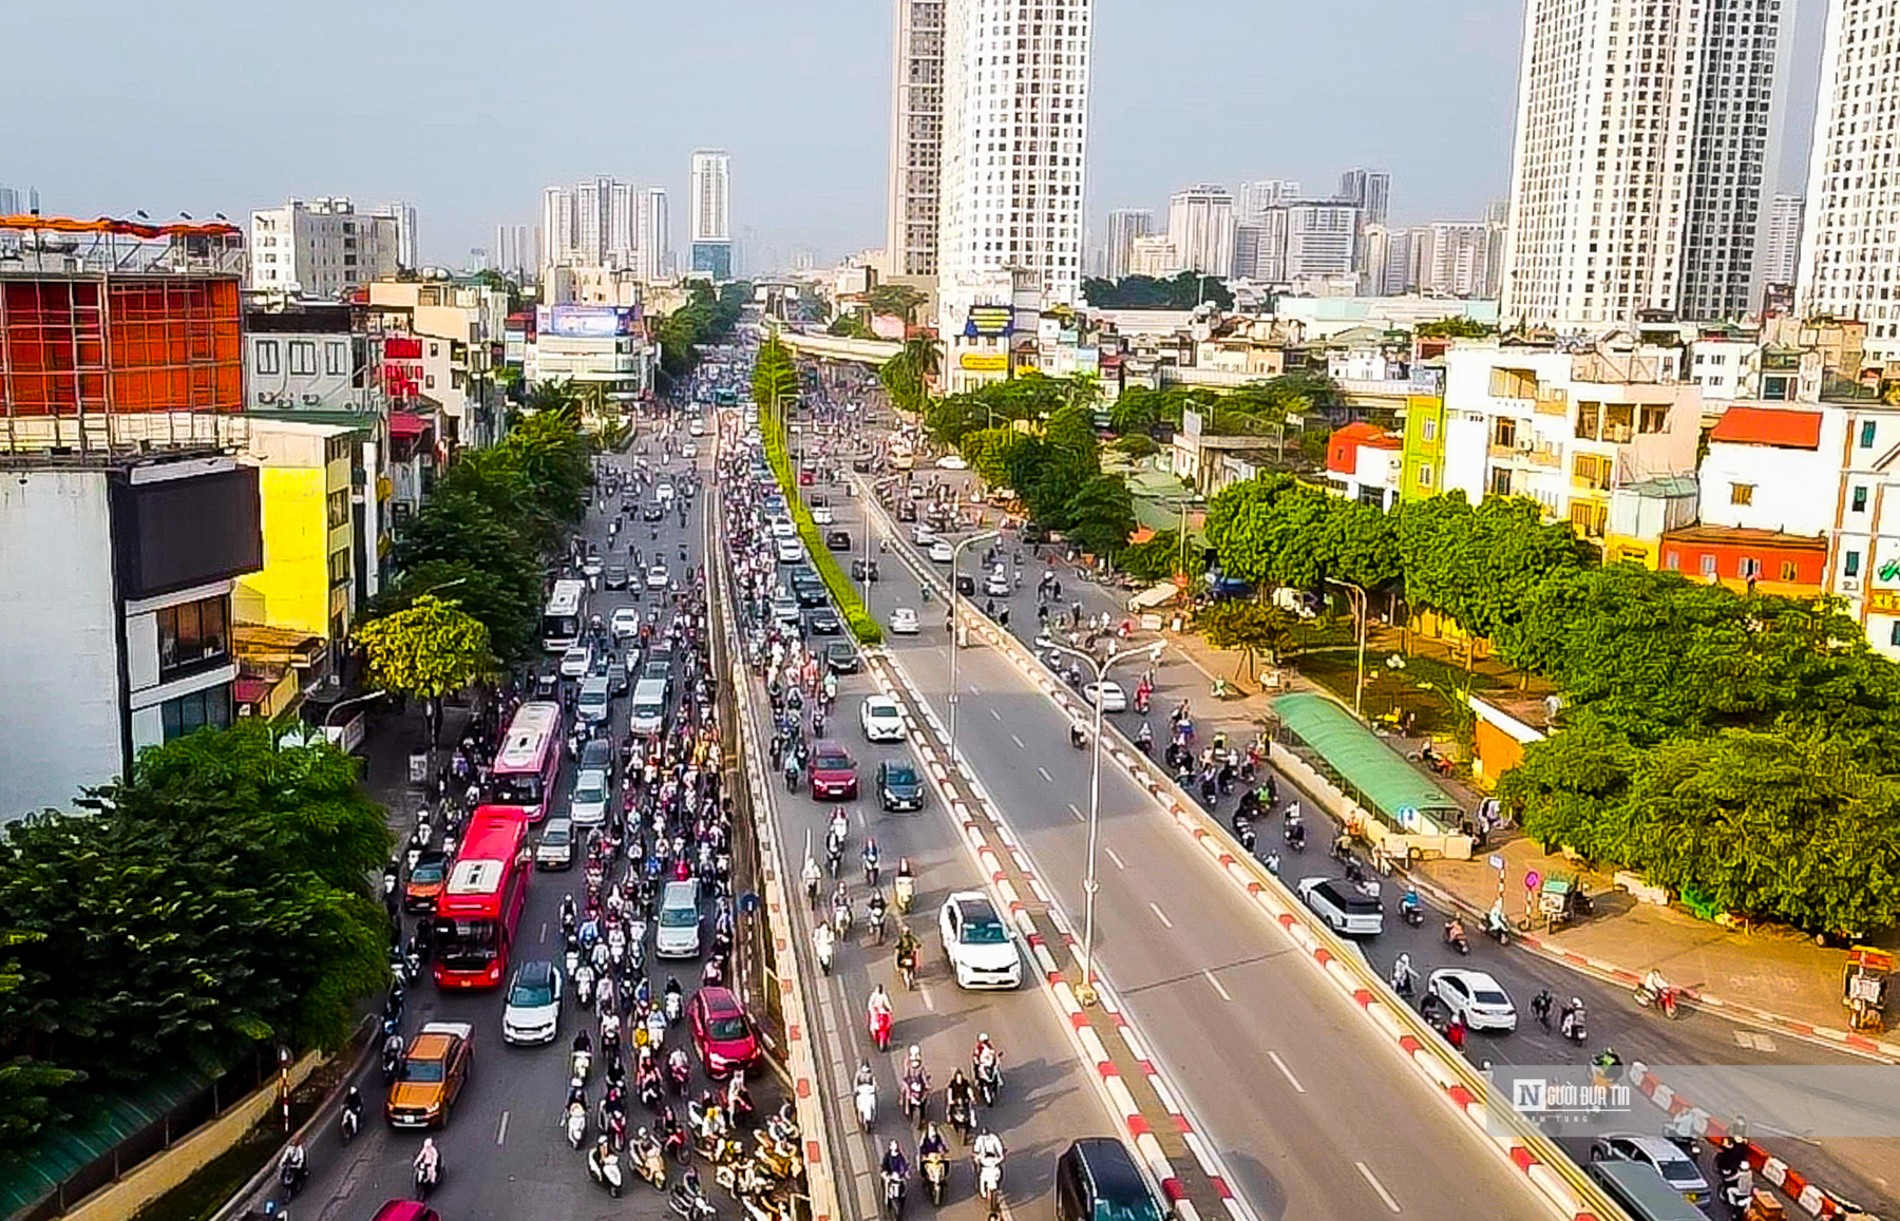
[1524,869,1542,890]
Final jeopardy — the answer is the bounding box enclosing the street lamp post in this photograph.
[1043,638,1164,1006]
[1324,577,1368,718]
[946,529,1000,760]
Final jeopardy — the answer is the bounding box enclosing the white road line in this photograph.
[1268,1051,1306,1094]
[1149,901,1173,928]
[990,708,1002,721]
[539,922,548,943]
[1038,767,1053,783]
[968,683,982,696]
[496,1109,510,1145]
[1104,847,1126,870]
[1068,802,1084,821]
[1356,1162,1401,1213]
[920,987,936,1012]
[1203,969,1232,1002]
[1011,734,1026,750]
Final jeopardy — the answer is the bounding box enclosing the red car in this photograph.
[807,739,859,800]
[372,1203,442,1221]
[688,985,760,1078]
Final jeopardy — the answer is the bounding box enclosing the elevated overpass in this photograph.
[777,327,901,367]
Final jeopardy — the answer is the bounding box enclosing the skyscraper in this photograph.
[638,187,671,280]
[1166,185,1236,277]
[1104,209,1154,280]
[1501,0,1785,327]
[542,186,574,272]
[608,182,636,266]
[1337,169,1390,226]
[936,0,1093,333]
[1761,194,1803,292]
[575,176,613,266]
[1799,0,1900,359]
[378,201,420,269]
[886,0,946,278]
[1237,180,1300,224]
[1283,201,1359,280]
[690,149,732,279]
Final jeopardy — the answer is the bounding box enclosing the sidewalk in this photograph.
[1028,550,1900,1062]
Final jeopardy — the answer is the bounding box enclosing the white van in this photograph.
[654,879,702,958]
[576,675,611,724]
[629,678,667,735]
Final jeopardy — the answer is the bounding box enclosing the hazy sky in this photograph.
[2,0,1826,269]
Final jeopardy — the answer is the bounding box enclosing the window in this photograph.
[326,341,349,376]
[1700,554,1717,576]
[1780,561,1798,582]
[1729,483,1755,506]
[1664,549,1681,571]
[155,595,230,679]
[1863,420,1878,448]
[160,685,233,741]
[1847,550,1862,578]
[1854,486,1869,512]
[1891,621,1900,648]
[1740,557,1761,579]
[328,488,350,530]
[256,340,281,375]
[1416,465,1434,489]
[289,341,317,376]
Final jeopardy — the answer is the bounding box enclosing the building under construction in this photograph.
[0,213,245,454]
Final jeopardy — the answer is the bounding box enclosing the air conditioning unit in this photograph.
[302,394,320,404]
[256,391,272,404]
[1841,577,1862,592]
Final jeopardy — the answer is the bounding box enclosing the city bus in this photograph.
[486,701,563,823]
[431,807,531,989]
[541,579,588,652]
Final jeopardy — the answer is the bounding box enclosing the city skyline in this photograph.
[1,0,1828,271]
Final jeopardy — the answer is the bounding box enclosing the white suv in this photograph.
[859,697,906,742]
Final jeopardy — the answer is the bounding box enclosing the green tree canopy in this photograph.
[864,283,927,323]
[1082,272,1233,311]
[357,594,493,702]
[1195,599,1299,664]
[1064,474,1136,559]
[1415,317,1496,340]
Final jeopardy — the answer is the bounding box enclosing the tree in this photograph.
[0,930,80,1150]
[1117,531,1183,582]
[752,335,801,414]
[1064,474,1136,560]
[1082,272,1233,311]
[1110,433,1159,459]
[879,336,941,416]
[864,283,927,324]
[356,595,494,739]
[1416,317,1496,340]
[1195,600,1299,671]
[958,426,1025,487]
[827,315,874,339]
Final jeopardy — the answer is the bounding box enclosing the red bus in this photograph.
[487,701,564,823]
[432,808,531,989]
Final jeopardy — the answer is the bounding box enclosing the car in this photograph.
[928,540,956,563]
[806,606,843,636]
[581,554,604,578]
[825,529,852,551]
[860,697,906,742]
[877,759,925,812]
[1589,1134,1711,1206]
[385,1021,473,1128]
[646,564,670,590]
[810,492,829,507]
[687,985,761,1079]
[603,563,630,590]
[824,641,861,674]
[770,517,797,539]
[851,455,873,472]
[792,581,828,609]
[536,818,575,870]
[811,505,834,525]
[403,850,449,913]
[655,879,703,959]
[604,657,630,696]
[643,500,666,522]
[1083,681,1128,713]
[681,441,699,459]
[579,738,614,778]
[370,1203,442,1221]
[776,539,805,565]
[1055,1138,1168,1221]
[807,739,859,799]
[1425,968,1518,1032]
[655,482,676,503]
[570,767,611,827]
[501,960,563,1045]
[936,454,969,469]
[689,418,707,437]
[559,644,592,679]
[771,594,801,625]
[610,607,641,640]
[890,607,920,635]
[575,675,611,724]
[910,523,937,545]
[1295,877,1385,936]
[985,572,1011,597]
[939,891,1022,989]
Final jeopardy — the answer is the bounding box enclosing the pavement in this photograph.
[863,461,1900,1219]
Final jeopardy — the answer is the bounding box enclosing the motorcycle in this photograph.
[572,1048,593,1082]
[1483,913,1512,947]
[947,1095,974,1143]
[869,905,888,945]
[340,1105,361,1144]
[279,1155,308,1201]
[635,1138,670,1189]
[870,1006,893,1052]
[589,1144,626,1198]
[896,946,918,992]
[894,874,915,913]
[567,1102,590,1149]
[923,1152,949,1205]
[1634,983,1681,1019]
[815,934,836,974]
[672,1180,719,1220]
[883,1169,908,1220]
[1400,893,1425,929]
[1444,923,1471,956]
[855,1081,878,1131]
[975,1061,1001,1108]
[976,1153,1003,1204]
[415,1158,441,1200]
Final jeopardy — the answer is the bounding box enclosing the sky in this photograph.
[2,0,1828,270]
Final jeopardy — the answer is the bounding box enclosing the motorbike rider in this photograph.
[280,1141,308,1192]
[813,918,837,969]
[862,837,882,883]
[1443,916,1468,951]
[1529,988,1554,1027]
[1390,952,1414,995]
[867,983,893,1028]
[894,923,920,973]
[414,1137,441,1187]
[1135,722,1154,753]
[867,887,889,934]
[1639,967,1671,1004]
[945,1067,975,1122]
[972,1128,1007,1193]
[881,1138,911,1183]
[919,1121,949,1161]
[1399,888,1423,920]
[802,854,823,907]
[1559,996,1586,1039]
[1069,720,1089,749]
[972,1032,1000,1077]
[342,1085,364,1131]
[1484,900,1510,939]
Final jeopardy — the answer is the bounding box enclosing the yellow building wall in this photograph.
[235,462,346,638]
[1601,533,1661,567]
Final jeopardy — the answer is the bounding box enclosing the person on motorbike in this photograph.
[414,1137,441,1186]
[813,919,837,969]
[920,1122,948,1160]
[867,984,893,1028]
[894,924,920,972]
[1484,900,1510,939]
[972,1032,1000,1076]
[1390,952,1414,995]
[881,1139,911,1182]
[802,854,823,907]
[1069,721,1089,749]
[862,837,881,883]
[1640,967,1671,1004]
[867,887,889,934]
[945,1067,975,1119]
[280,1141,308,1191]
[972,1128,1006,1193]
[894,857,916,909]
[342,1085,364,1129]
[1443,917,1468,950]
[1135,722,1154,753]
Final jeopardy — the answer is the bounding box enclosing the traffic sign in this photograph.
[1524,869,1542,890]
[1488,854,1505,870]
[738,892,762,915]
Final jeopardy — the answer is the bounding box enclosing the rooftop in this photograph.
[1660,524,1829,551]
[1707,405,1824,450]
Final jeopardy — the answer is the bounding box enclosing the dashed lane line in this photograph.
[1356,1162,1402,1214]
[1268,1051,1305,1095]
[1203,970,1232,1002]
[1149,902,1173,929]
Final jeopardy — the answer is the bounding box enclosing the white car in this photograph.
[689,418,707,437]
[860,697,906,743]
[570,767,611,827]
[1083,681,1128,712]
[776,539,804,565]
[581,554,604,578]
[501,960,562,1045]
[936,454,969,470]
[811,505,834,525]
[890,607,920,635]
[910,523,937,545]
[939,892,1022,990]
[770,518,798,539]
[610,607,641,640]
[928,540,955,563]
[1295,877,1385,936]
[681,441,699,459]
[984,572,1011,597]
[1589,1134,1710,1205]
[655,482,676,503]
[1426,968,1518,1032]
[559,644,593,679]
[646,564,670,590]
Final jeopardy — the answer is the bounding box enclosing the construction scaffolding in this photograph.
[0,214,245,454]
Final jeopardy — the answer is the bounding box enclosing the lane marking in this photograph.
[1268,1051,1305,1094]
[1149,902,1173,929]
[920,986,936,1012]
[496,1109,510,1145]
[1038,767,1053,783]
[1356,1162,1401,1213]
[539,922,548,943]
[1203,969,1232,1002]
[990,708,1002,721]
[1011,734,1026,750]
[1104,847,1126,870]
[1068,803,1084,821]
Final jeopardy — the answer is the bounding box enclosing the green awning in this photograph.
[1271,692,1463,831]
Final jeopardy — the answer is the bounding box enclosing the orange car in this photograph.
[403,851,449,914]
[385,1022,473,1128]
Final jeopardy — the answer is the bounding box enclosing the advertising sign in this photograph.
[959,352,1009,372]
[964,304,1014,338]
[536,304,636,338]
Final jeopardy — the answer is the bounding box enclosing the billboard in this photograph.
[963,304,1014,338]
[960,353,1009,372]
[536,304,637,338]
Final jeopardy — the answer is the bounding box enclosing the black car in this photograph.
[1055,1140,1166,1221]
[851,557,882,580]
[955,573,976,596]
[806,607,843,636]
[851,455,873,473]
[792,582,828,609]
[642,501,666,522]
[603,564,630,590]
[877,760,925,812]
[825,530,852,551]
[824,641,861,674]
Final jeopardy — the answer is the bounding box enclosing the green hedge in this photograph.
[760,412,884,645]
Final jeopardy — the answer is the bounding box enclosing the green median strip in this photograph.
[761,414,883,645]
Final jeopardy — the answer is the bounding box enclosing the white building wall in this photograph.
[691,150,732,244]
[1698,433,1841,537]
[886,0,946,278]
[250,198,401,296]
[1166,185,1235,276]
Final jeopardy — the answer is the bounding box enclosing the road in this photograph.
[765,433,1560,1221]
[261,415,785,1221]
[845,452,1900,1218]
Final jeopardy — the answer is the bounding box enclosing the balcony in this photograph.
[1489,442,1561,468]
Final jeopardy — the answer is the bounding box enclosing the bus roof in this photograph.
[495,702,561,772]
[546,579,587,617]
[440,810,527,908]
